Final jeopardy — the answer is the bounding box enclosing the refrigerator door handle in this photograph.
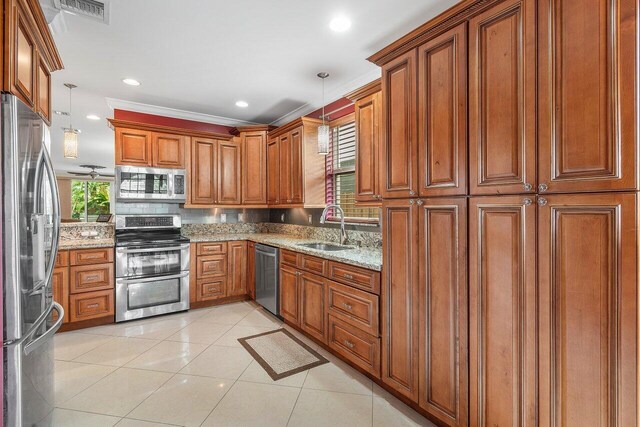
[23,302,63,355]
[40,144,61,288]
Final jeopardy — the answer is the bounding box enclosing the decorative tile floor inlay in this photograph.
[53,301,436,427]
[238,329,328,381]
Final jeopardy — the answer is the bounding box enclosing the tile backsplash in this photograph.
[114,202,270,224]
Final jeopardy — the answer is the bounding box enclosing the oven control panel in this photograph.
[124,216,177,228]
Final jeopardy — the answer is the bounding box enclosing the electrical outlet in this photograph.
[308,214,313,224]
[238,213,244,222]
[220,214,227,223]
[281,213,286,222]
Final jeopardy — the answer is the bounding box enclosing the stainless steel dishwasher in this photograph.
[254,244,279,316]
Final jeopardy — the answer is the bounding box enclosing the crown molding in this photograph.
[269,68,382,126]
[105,98,260,127]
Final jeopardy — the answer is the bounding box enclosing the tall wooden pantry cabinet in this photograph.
[368,0,639,425]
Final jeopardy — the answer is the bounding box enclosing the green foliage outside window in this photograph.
[71,180,111,222]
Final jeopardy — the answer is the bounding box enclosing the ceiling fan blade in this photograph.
[67,172,90,176]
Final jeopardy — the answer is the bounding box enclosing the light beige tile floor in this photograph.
[53,301,435,427]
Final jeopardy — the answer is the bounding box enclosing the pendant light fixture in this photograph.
[317,72,330,155]
[63,83,79,159]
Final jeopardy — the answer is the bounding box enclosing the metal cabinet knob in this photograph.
[343,273,354,280]
[538,198,548,206]
[342,302,353,310]
[344,340,355,349]
[539,183,548,192]
[409,200,415,205]
[523,183,533,191]
[523,198,532,206]
[416,200,424,206]
[409,190,416,196]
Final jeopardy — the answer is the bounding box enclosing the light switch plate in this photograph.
[308,215,313,224]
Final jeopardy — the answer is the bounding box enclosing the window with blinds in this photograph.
[325,119,379,222]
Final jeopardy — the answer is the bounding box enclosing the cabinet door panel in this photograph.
[418,198,468,426]
[289,127,304,204]
[279,134,292,204]
[267,137,280,205]
[279,264,300,325]
[355,92,381,203]
[115,128,152,166]
[53,267,69,323]
[12,6,35,106]
[247,241,256,299]
[152,132,186,168]
[538,0,638,192]
[538,193,637,427]
[469,0,536,195]
[300,272,327,343]
[381,200,419,400]
[227,241,247,296]
[242,132,267,204]
[381,51,418,198]
[217,139,242,204]
[191,137,216,204]
[418,23,467,197]
[469,195,536,426]
[36,57,51,123]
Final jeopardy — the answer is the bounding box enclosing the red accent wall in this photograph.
[114,110,235,135]
[308,97,354,121]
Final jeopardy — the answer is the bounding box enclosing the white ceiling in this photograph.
[47,0,460,175]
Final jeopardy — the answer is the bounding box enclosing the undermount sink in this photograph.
[297,243,351,252]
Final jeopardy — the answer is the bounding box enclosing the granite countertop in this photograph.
[185,233,382,271]
[58,238,115,250]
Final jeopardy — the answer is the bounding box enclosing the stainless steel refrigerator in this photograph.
[2,94,63,426]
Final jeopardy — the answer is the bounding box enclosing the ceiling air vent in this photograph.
[55,0,109,24]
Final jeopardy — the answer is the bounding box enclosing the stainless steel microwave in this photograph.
[115,166,186,203]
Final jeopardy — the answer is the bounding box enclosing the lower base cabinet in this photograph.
[328,314,380,377]
[299,271,327,343]
[52,267,69,323]
[192,241,248,303]
[247,241,256,299]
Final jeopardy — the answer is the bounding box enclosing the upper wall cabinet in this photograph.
[238,127,273,206]
[151,132,186,168]
[216,139,242,205]
[4,0,63,124]
[189,137,243,206]
[538,0,638,193]
[115,127,152,166]
[267,117,325,208]
[468,0,536,195]
[346,80,382,204]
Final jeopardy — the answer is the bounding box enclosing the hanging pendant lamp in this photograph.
[63,83,79,159]
[317,72,330,155]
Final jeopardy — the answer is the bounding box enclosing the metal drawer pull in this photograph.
[343,273,354,280]
[344,340,355,349]
[85,275,100,281]
[86,303,100,309]
[342,302,353,310]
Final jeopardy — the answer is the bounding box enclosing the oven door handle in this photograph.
[119,271,189,284]
[117,244,190,254]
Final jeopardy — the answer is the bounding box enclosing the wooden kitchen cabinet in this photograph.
[115,128,152,166]
[299,271,327,344]
[346,80,382,204]
[418,23,467,197]
[151,132,186,168]
[247,241,256,299]
[417,198,467,427]
[267,117,324,207]
[52,267,69,323]
[36,55,50,123]
[468,0,536,195]
[69,290,114,323]
[241,129,269,205]
[217,139,242,205]
[190,137,217,204]
[279,264,300,325]
[12,6,35,106]
[469,195,536,426]
[381,200,419,400]
[381,50,418,199]
[538,0,638,193]
[227,241,247,296]
[69,263,114,294]
[538,193,638,427]
[266,136,280,205]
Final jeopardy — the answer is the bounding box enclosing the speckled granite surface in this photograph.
[58,238,115,250]
[185,233,382,271]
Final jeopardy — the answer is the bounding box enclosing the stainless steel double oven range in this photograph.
[115,214,190,322]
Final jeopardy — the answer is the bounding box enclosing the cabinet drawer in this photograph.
[328,262,380,295]
[197,242,227,256]
[55,250,69,267]
[280,249,298,267]
[197,255,227,278]
[70,248,114,266]
[299,254,327,276]
[197,279,226,301]
[69,263,114,294]
[328,315,380,378]
[69,290,114,322]
[327,280,379,336]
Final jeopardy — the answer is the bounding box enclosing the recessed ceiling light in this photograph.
[86,114,100,120]
[235,101,249,108]
[329,15,351,32]
[122,78,141,86]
